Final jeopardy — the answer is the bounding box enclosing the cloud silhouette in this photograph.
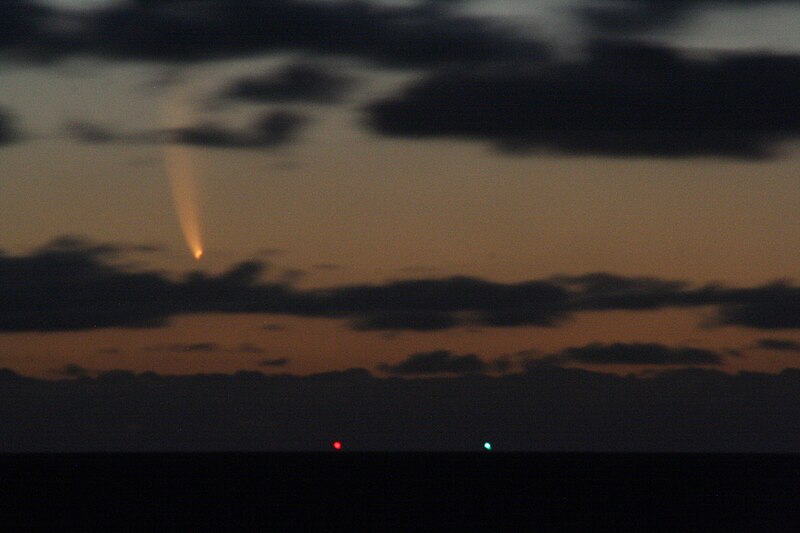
[379,350,488,375]
[0,108,20,145]
[2,0,541,67]
[177,111,306,148]
[146,343,220,353]
[715,282,800,329]
[66,110,306,149]
[220,62,354,104]
[577,0,691,33]
[51,363,90,378]
[319,276,570,329]
[259,357,289,367]
[63,120,117,143]
[352,311,459,331]
[550,342,723,366]
[0,1,52,49]
[5,236,800,332]
[756,338,800,352]
[555,272,691,310]
[367,41,800,158]
[577,0,800,33]
[2,365,800,452]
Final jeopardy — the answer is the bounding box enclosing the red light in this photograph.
[333,441,342,450]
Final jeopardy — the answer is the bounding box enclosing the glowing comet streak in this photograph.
[163,89,204,261]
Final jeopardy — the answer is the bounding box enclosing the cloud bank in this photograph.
[542,342,723,366]
[367,41,800,158]
[6,2,800,159]
[1,0,540,67]
[4,237,800,332]
[2,365,800,452]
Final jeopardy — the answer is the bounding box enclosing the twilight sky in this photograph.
[1,0,800,450]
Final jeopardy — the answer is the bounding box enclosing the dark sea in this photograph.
[1,453,798,532]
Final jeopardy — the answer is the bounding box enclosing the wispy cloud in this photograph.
[65,110,306,149]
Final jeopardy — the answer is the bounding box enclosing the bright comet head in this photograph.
[194,249,203,260]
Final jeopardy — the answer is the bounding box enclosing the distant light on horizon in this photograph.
[333,441,342,450]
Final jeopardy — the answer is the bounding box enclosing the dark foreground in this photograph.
[1,453,798,532]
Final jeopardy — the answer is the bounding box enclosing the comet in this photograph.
[163,87,204,261]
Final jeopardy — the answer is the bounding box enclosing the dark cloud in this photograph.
[51,364,90,378]
[352,310,459,331]
[716,283,800,329]
[259,357,289,367]
[179,342,218,352]
[3,0,540,67]
[0,108,20,146]
[146,341,269,354]
[577,0,691,33]
[319,276,570,329]
[220,62,354,104]
[65,110,306,149]
[63,120,117,143]
[379,350,488,375]
[0,1,56,52]
[0,237,175,331]
[489,356,514,374]
[367,41,800,158]
[577,0,800,34]
[3,365,800,452]
[756,338,800,352]
[561,278,800,331]
[556,272,690,310]
[550,342,723,366]
[6,236,800,333]
[146,343,220,353]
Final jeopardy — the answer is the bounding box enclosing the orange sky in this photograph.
[2,0,800,380]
